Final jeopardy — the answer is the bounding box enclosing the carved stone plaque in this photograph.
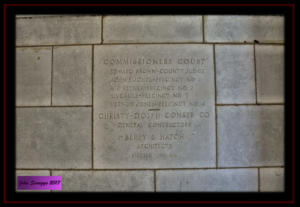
[94,45,216,168]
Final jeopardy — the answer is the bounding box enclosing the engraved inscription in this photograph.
[94,45,216,168]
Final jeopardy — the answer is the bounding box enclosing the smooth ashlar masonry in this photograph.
[16,47,52,106]
[103,16,203,43]
[16,107,92,169]
[16,15,285,192]
[53,46,92,105]
[52,171,154,191]
[16,16,102,46]
[156,169,258,192]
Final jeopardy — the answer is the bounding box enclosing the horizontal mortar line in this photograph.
[216,103,284,106]
[16,15,103,19]
[15,42,284,47]
[204,42,284,45]
[16,168,155,171]
[214,166,285,169]
[103,42,205,45]
[16,166,284,171]
[16,105,92,108]
[101,42,285,45]
[16,43,101,48]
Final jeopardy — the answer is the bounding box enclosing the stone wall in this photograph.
[16,15,284,192]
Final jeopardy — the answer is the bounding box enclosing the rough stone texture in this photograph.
[103,16,203,43]
[16,170,50,192]
[52,170,154,191]
[217,106,284,167]
[256,45,284,103]
[204,15,284,43]
[16,15,102,46]
[156,169,258,192]
[215,45,255,104]
[16,107,91,169]
[260,168,284,192]
[94,45,216,168]
[53,46,92,105]
[16,47,51,106]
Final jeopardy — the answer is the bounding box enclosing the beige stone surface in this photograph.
[260,168,284,192]
[53,46,92,105]
[16,15,102,45]
[256,45,284,103]
[16,47,52,106]
[52,170,154,191]
[215,45,256,104]
[104,15,203,43]
[156,169,258,191]
[217,105,284,167]
[16,107,92,169]
[204,15,284,43]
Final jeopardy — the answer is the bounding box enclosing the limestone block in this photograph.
[16,47,51,106]
[204,15,284,43]
[53,46,92,105]
[216,45,255,104]
[260,168,284,192]
[52,170,154,191]
[156,169,258,191]
[256,45,284,103]
[16,15,102,45]
[16,107,92,169]
[104,15,203,43]
[217,105,284,167]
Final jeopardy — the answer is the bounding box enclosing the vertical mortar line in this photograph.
[253,44,258,104]
[91,45,94,169]
[258,168,261,192]
[51,46,54,106]
[50,170,52,192]
[101,16,104,44]
[153,170,157,192]
[213,44,218,168]
[202,15,205,42]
